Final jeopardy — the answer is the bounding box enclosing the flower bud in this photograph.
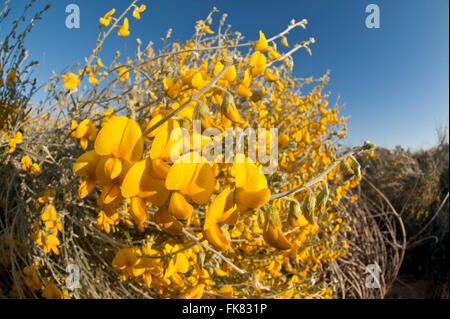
[316,187,329,209]
[340,159,354,175]
[302,192,316,225]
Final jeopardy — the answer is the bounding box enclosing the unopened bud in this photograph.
[197,102,210,118]
[302,192,316,225]
[197,249,205,269]
[221,56,233,66]
[352,160,361,179]
[340,160,354,175]
[316,187,329,208]
[289,201,301,219]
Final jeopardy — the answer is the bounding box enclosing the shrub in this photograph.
[0,1,380,299]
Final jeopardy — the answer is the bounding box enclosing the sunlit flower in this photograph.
[61,72,80,90]
[21,155,31,171]
[99,8,115,26]
[132,4,146,20]
[71,119,97,150]
[112,247,145,280]
[255,30,270,52]
[42,284,69,299]
[232,161,271,212]
[8,131,22,153]
[30,163,41,176]
[179,284,205,299]
[94,116,143,180]
[118,17,130,36]
[165,152,215,205]
[196,20,214,34]
[249,51,267,77]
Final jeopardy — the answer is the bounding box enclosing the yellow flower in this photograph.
[94,116,144,179]
[191,71,211,91]
[232,161,271,212]
[278,134,290,148]
[7,70,17,86]
[179,284,205,299]
[221,92,245,125]
[121,158,170,230]
[264,69,279,83]
[118,17,130,36]
[235,68,253,98]
[23,267,42,291]
[89,75,98,84]
[249,51,267,77]
[208,187,238,226]
[281,36,289,48]
[8,131,23,153]
[121,158,170,206]
[61,72,80,90]
[42,284,69,299]
[165,152,216,205]
[96,210,117,234]
[74,150,100,198]
[117,66,130,83]
[164,246,190,288]
[254,30,270,52]
[217,285,233,297]
[154,207,183,235]
[203,187,237,252]
[132,4,146,20]
[169,192,194,220]
[213,61,236,86]
[99,8,115,26]
[30,163,41,176]
[97,58,105,68]
[162,77,182,99]
[21,155,31,171]
[112,247,145,280]
[38,189,56,204]
[268,49,282,60]
[149,118,184,161]
[71,119,97,150]
[35,231,60,255]
[41,204,57,227]
[263,207,292,250]
[196,20,214,34]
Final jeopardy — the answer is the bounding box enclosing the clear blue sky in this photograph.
[5,0,449,150]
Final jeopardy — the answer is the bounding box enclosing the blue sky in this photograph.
[5,0,449,150]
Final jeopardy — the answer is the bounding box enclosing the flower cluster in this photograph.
[0,1,374,299]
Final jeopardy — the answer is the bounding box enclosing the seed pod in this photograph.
[340,159,354,175]
[288,201,300,226]
[288,201,309,227]
[221,56,233,66]
[352,160,361,179]
[316,187,329,209]
[262,206,292,250]
[197,248,205,269]
[221,91,244,124]
[302,191,316,225]
[289,201,301,219]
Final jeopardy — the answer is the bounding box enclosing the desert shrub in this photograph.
[1,1,386,299]
[358,130,449,297]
